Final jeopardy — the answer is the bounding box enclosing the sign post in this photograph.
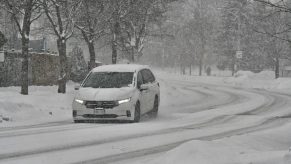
[234,50,243,73]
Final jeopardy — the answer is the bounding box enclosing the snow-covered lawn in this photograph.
[0,82,76,127]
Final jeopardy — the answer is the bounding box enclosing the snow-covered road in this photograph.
[0,73,291,164]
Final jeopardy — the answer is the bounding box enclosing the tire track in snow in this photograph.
[0,115,236,161]
[0,122,117,138]
[160,78,247,114]
[76,117,291,164]
[1,109,289,162]
[180,85,244,113]
[158,78,210,108]
[169,79,291,117]
[0,120,73,131]
[237,89,290,116]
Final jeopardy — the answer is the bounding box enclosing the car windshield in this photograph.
[82,72,134,88]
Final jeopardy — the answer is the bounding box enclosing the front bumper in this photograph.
[72,101,135,121]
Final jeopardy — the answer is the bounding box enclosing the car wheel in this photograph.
[150,96,159,118]
[133,102,141,123]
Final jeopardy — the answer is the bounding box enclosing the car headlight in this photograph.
[75,99,84,104]
[118,98,131,105]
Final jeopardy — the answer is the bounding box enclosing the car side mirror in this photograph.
[74,85,80,90]
[140,84,149,91]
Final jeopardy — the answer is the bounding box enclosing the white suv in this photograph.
[72,64,160,123]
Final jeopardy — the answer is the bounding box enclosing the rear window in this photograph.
[82,72,134,88]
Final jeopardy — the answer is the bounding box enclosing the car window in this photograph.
[137,72,143,88]
[82,72,134,88]
[141,69,155,84]
[147,70,155,82]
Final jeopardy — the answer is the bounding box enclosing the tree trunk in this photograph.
[19,0,33,95]
[232,54,236,76]
[20,36,29,95]
[88,41,96,70]
[199,54,203,76]
[199,33,205,76]
[81,30,96,71]
[181,65,185,75]
[112,40,117,64]
[275,56,279,79]
[189,64,192,75]
[57,38,68,93]
[112,20,120,64]
[131,47,135,63]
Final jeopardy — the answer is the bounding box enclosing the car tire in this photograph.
[133,102,141,123]
[150,96,159,118]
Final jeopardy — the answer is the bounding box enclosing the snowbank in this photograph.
[155,70,291,90]
[149,140,290,164]
[224,71,291,90]
[234,70,275,80]
[0,82,76,127]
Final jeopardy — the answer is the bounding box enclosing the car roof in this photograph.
[91,64,150,73]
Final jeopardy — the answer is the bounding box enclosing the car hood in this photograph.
[75,87,135,101]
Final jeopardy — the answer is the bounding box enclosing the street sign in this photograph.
[236,50,243,59]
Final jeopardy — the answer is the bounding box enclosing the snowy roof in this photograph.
[92,64,150,73]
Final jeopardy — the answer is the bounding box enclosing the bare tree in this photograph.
[1,0,42,95]
[182,0,215,76]
[252,0,291,44]
[120,0,162,62]
[75,0,110,70]
[108,0,173,64]
[42,0,81,93]
[252,1,290,78]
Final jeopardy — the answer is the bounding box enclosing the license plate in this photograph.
[94,108,105,115]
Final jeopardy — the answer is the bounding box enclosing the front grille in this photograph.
[83,114,118,118]
[85,101,118,109]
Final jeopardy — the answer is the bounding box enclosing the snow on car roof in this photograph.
[91,64,150,72]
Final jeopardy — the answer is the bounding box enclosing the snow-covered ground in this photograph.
[145,70,291,164]
[0,70,291,164]
[0,82,76,127]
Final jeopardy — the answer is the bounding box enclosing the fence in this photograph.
[0,51,60,87]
